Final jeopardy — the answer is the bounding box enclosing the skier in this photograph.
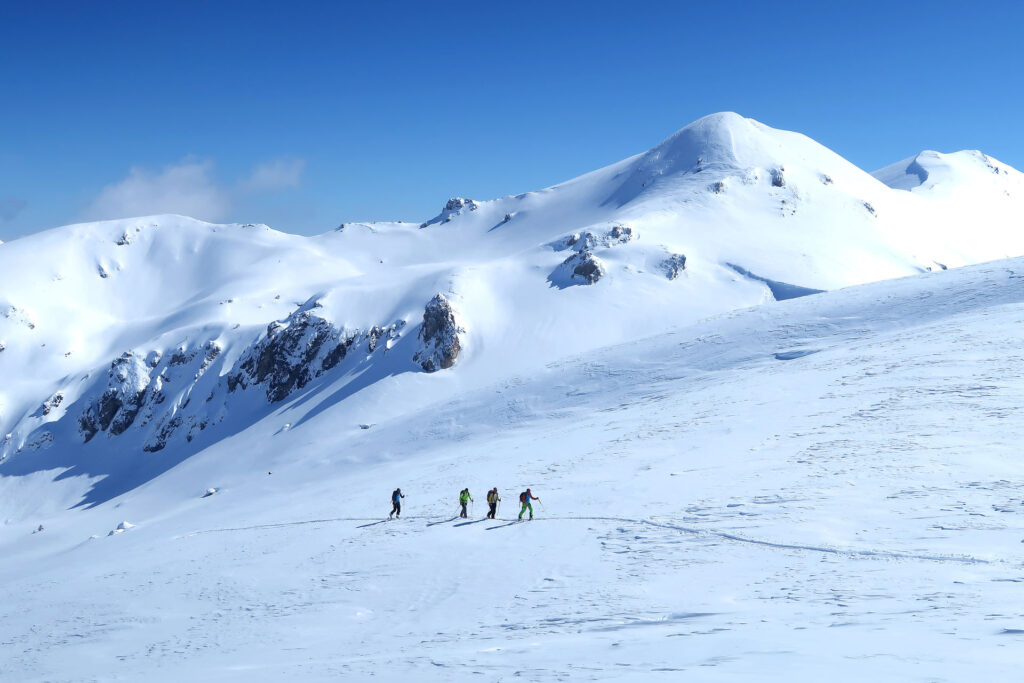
[390,488,404,519]
[486,487,501,519]
[518,488,540,520]
[459,488,474,518]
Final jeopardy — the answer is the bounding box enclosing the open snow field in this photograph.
[3,257,1024,681]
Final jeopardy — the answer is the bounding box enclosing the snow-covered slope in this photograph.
[2,255,1024,681]
[1,112,1024,678]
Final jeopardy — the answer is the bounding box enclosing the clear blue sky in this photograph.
[1,1,1021,240]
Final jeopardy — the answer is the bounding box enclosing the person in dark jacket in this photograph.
[390,488,404,519]
[486,488,501,519]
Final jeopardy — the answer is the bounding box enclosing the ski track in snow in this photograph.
[184,514,998,566]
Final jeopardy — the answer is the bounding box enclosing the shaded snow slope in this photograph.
[2,257,1024,680]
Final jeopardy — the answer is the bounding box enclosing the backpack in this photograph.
[519,491,528,504]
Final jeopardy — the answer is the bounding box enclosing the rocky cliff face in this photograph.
[228,301,405,402]
[413,294,464,372]
[62,300,415,454]
[76,340,225,450]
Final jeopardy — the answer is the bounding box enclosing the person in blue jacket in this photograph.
[390,488,404,519]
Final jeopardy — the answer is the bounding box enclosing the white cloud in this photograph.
[239,158,306,192]
[84,160,231,222]
[83,157,306,223]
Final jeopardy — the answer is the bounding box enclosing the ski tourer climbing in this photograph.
[459,488,474,518]
[390,488,404,519]
[486,487,500,519]
[518,488,540,520]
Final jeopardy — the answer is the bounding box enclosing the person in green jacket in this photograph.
[459,488,474,518]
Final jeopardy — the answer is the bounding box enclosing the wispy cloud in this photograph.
[84,160,231,222]
[82,156,306,223]
[239,158,306,193]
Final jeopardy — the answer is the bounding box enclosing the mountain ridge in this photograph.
[1,112,1023,504]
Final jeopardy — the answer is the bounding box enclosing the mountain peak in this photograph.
[872,149,1022,194]
[603,112,846,206]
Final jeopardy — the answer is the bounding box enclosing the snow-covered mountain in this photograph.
[2,112,1023,491]
[2,113,1024,680]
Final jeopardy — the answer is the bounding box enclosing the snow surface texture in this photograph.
[2,113,1024,680]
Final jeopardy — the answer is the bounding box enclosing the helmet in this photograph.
[526,488,531,492]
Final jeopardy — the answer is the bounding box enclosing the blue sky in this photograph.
[1,1,1021,240]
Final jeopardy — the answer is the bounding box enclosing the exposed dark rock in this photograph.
[230,303,405,401]
[78,352,151,442]
[554,224,634,253]
[444,197,478,213]
[237,310,335,403]
[413,294,464,372]
[771,168,786,188]
[420,197,480,228]
[40,393,64,416]
[608,224,634,244]
[143,415,182,453]
[321,336,357,372]
[570,251,605,284]
[662,253,687,280]
[863,201,877,216]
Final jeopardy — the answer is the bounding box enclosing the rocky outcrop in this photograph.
[547,223,629,287]
[420,197,480,228]
[566,251,605,285]
[662,253,687,280]
[555,223,635,252]
[771,167,786,188]
[413,294,464,372]
[77,340,225,445]
[229,301,405,402]
[39,393,64,417]
[78,352,151,441]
